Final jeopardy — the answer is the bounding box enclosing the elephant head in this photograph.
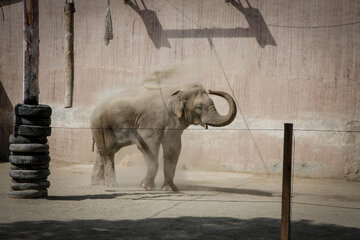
[167,84,237,128]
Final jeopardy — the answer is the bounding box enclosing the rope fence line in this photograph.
[166,0,360,30]
[26,125,360,133]
[268,21,360,29]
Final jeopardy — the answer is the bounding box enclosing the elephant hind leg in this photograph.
[104,151,118,187]
[91,147,105,186]
[91,143,118,187]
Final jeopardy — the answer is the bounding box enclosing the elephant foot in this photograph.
[140,180,155,191]
[91,177,105,186]
[162,182,179,192]
[105,180,119,188]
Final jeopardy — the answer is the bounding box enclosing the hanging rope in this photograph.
[104,0,113,45]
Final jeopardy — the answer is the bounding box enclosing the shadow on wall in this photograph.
[0,0,22,7]
[0,0,22,22]
[0,81,13,162]
[0,217,359,239]
[125,0,276,49]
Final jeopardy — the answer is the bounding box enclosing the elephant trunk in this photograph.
[203,90,237,127]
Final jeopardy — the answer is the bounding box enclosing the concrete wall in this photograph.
[1,0,359,180]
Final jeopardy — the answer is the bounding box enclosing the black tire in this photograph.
[10,143,49,153]
[11,181,50,191]
[9,134,48,144]
[9,169,50,180]
[14,116,51,126]
[12,177,48,183]
[11,151,49,156]
[10,163,49,170]
[9,155,50,165]
[14,124,51,137]
[8,189,48,198]
[15,104,52,118]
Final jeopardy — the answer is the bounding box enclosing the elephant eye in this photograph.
[195,104,202,111]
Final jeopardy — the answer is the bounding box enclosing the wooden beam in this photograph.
[281,123,293,240]
[23,0,39,105]
[64,1,75,108]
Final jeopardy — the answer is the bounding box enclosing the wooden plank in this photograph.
[23,0,39,105]
[281,123,293,240]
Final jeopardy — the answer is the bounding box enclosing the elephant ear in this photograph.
[167,90,184,118]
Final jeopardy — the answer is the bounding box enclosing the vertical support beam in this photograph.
[64,1,75,108]
[23,0,39,105]
[281,123,293,240]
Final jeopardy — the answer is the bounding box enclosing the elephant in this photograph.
[90,83,237,191]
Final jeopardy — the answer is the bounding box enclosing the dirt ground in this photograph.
[0,160,359,240]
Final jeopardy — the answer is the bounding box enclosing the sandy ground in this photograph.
[0,161,359,240]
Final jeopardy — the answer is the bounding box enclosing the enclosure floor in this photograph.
[0,161,359,239]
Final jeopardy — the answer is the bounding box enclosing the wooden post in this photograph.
[23,0,39,105]
[64,1,75,108]
[281,123,293,240]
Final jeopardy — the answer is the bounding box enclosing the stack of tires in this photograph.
[8,104,52,198]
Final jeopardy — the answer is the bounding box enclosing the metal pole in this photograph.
[64,0,75,108]
[281,123,293,240]
[23,0,39,105]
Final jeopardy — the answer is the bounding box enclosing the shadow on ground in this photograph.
[0,217,358,240]
[179,184,273,196]
[45,185,272,201]
[45,192,184,201]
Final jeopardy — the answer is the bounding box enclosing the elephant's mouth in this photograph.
[194,119,208,129]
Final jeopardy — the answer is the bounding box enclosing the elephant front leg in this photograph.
[140,156,159,191]
[139,146,160,191]
[136,132,160,191]
[162,137,181,192]
[91,148,105,186]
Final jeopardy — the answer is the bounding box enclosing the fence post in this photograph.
[281,123,293,240]
[23,0,39,104]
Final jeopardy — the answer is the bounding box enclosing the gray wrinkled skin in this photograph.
[91,83,236,191]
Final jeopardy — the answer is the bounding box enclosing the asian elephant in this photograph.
[91,83,237,191]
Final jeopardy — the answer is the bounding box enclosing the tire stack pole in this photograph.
[8,0,52,199]
[8,105,52,198]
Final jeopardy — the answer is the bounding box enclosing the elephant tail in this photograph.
[92,138,95,152]
[90,119,107,156]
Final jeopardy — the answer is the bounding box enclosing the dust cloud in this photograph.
[142,57,218,89]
